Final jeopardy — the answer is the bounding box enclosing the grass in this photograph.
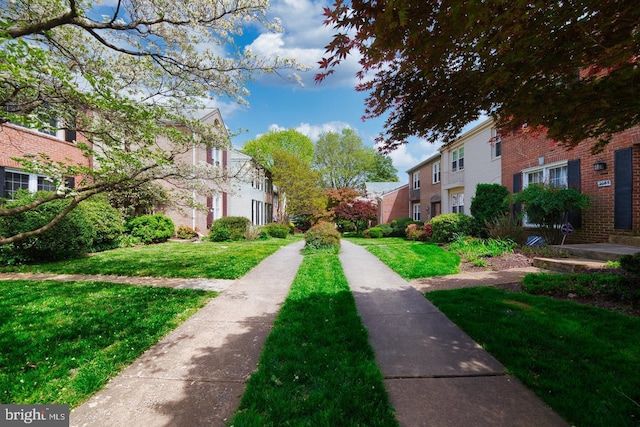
[346,237,460,279]
[426,287,640,427]
[0,280,213,407]
[230,251,398,426]
[0,239,291,279]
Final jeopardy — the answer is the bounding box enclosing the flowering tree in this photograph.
[317,0,639,152]
[334,199,378,234]
[0,0,303,244]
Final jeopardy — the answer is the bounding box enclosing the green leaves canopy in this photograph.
[318,0,640,152]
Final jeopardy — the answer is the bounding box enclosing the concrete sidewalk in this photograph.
[339,240,568,426]
[70,240,305,427]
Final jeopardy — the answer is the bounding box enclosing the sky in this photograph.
[205,0,447,184]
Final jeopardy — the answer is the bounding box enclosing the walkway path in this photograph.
[2,240,568,426]
[69,240,304,427]
[339,240,567,426]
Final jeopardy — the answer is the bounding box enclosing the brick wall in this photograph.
[1,124,91,170]
[379,185,409,223]
[502,126,640,243]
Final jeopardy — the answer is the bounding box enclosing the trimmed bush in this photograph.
[79,196,124,252]
[175,225,198,239]
[429,213,472,243]
[0,191,95,263]
[262,223,290,239]
[470,183,510,237]
[389,217,414,237]
[125,214,175,244]
[209,216,250,241]
[620,253,640,276]
[363,226,383,238]
[304,221,341,252]
[406,223,432,241]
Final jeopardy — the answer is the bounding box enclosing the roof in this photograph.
[365,182,409,198]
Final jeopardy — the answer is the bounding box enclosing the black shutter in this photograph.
[512,172,522,216]
[64,129,76,143]
[614,148,633,229]
[567,159,582,228]
[65,176,75,189]
[0,166,5,199]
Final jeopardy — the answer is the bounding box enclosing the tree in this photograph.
[313,128,377,189]
[0,0,302,244]
[333,199,378,234]
[512,184,591,244]
[317,1,640,153]
[272,150,327,221]
[470,183,510,237]
[242,129,314,171]
[366,153,398,182]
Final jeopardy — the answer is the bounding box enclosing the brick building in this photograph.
[501,126,640,243]
[406,153,442,222]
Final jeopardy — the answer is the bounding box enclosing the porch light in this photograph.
[593,160,607,171]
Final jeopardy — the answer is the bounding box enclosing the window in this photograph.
[4,171,29,199]
[412,203,421,221]
[451,193,464,214]
[523,162,568,189]
[37,176,56,192]
[451,147,464,172]
[491,129,502,158]
[412,171,420,189]
[432,161,441,184]
[252,199,264,225]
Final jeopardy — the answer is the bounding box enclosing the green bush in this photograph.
[209,216,250,241]
[389,217,414,237]
[262,223,290,239]
[363,226,383,238]
[429,213,472,243]
[376,223,394,237]
[0,191,94,263]
[175,225,198,239]
[125,214,175,244]
[470,183,510,237]
[304,221,341,252]
[79,196,124,252]
[620,253,640,276]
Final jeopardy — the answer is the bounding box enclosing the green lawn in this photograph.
[346,237,460,279]
[231,251,398,426]
[0,239,291,279]
[0,280,213,407]
[427,287,640,427]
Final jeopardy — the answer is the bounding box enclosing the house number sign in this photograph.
[597,180,611,187]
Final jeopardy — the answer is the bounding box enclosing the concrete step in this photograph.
[609,235,640,247]
[532,257,610,273]
[549,243,639,262]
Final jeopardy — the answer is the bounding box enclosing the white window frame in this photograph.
[451,147,464,172]
[412,203,421,221]
[521,161,568,226]
[432,161,441,184]
[451,193,464,214]
[491,128,502,159]
[3,169,58,200]
[412,171,420,189]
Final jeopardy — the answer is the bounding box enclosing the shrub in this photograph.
[429,213,472,243]
[470,184,510,237]
[0,191,94,263]
[523,272,640,302]
[245,225,267,241]
[175,225,198,239]
[125,214,175,244]
[304,221,341,252]
[363,226,383,238]
[262,223,290,239]
[620,252,640,276]
[485,212,526,244]
[406,223,432,241]
[389,217,414,237]
[376,223,394,237]
[78,196,124,252]
[209,216,250,241]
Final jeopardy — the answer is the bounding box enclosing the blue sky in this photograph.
[206,0,446,184]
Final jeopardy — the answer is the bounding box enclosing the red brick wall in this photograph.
[501,126,640,243]
[379,185,409,223]
[1,124,91,170]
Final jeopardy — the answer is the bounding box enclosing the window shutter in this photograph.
[65,176,75,189]
[567,159,582,228]
[64,129,76,143]
[512,173,522,216]
[0,166,5,199]
[614,147,633,229]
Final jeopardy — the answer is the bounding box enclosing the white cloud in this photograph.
[244,0,362,88]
